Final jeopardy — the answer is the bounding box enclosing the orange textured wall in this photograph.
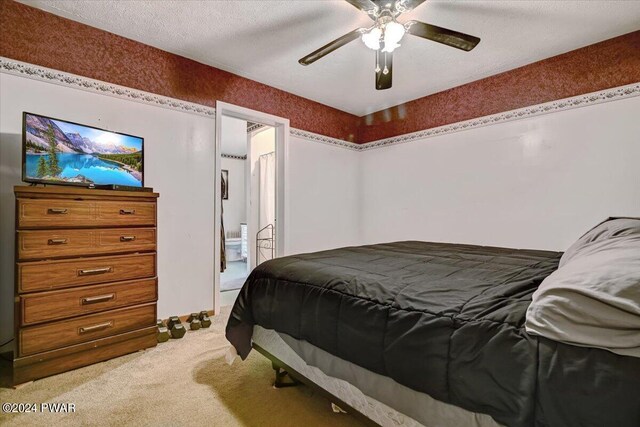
[1,1,638,144]
[0,0,360,142]
[358,31,640,142]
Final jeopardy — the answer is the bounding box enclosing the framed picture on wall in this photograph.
[222,169,229,200]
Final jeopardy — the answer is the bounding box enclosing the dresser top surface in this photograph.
[15,185,159,200]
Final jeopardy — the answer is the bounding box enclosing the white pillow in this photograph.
[525,218,640,357]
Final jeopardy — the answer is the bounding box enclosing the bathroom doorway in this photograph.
[215,103,288,311]
[219,116,250,293]
[219,119,276,294]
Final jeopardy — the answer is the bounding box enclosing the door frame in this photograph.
[214,101,290,314]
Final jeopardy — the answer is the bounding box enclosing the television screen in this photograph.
[23,112,144,187]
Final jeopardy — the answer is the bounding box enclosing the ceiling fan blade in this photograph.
[375,49,393,90]
[299,28,364,66]
[344,0,378,15]
[406,21,481,51]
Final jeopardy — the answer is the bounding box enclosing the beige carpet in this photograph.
[0,306,364,427]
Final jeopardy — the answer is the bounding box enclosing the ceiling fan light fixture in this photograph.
[362,27,382,50]
[382,20,405,52]
[381,41,400,53]
[298,0,481,90]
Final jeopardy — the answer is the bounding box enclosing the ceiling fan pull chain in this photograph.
[375,53,381,73]
[383,52,389,75]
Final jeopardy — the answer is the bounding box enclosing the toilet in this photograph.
[225,223,247,262]
[225,237,242,262]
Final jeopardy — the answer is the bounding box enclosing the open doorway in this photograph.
[219,117,252,293]
[215,103,289,311]
[219,120,276,293]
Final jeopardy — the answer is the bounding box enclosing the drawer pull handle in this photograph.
[48,238,68,245]
[120,209,136,215]
[120,236,136,242]
[79,321,113,334]
[81,294,115,305]
[48,208,68,214]
[78,267,112,276]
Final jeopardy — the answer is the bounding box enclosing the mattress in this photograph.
[227,241,640,427]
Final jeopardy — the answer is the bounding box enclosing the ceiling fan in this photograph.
[298,0,481,90]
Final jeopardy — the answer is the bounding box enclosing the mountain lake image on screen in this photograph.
[23,112,144,187]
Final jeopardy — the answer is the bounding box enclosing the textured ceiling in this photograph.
[18,1,640,116]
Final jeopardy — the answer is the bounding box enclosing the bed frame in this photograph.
[253,343,379,427]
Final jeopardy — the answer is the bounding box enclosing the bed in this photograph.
[226,238,640,427]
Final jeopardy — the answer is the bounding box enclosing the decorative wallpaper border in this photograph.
[1,57,638,152]
[0,56,360,149]
[359,83,640,151]
[246,122,266,134]
[221,153,247,160]
[289,129,360,151]
[0,57,216,118]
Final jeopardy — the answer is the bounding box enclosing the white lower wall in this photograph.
[0,72,216,343]
[0,70,364,345]
[287,136,362,255]
[1,61,637,347]
[360,96,640,251]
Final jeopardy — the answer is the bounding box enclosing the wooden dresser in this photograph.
[13,185,159,384]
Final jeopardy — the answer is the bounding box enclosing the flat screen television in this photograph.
[23,112,144,187]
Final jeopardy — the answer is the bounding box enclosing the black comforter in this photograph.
[226,241,640,427]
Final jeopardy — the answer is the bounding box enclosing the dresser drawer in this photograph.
[95,201,156,227]
[20,278,157,326]
[19,303,156,356]
[17,228,157,260]
[18,253,156,293]
[17,199,156,228]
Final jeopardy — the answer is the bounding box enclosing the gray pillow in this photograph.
[525,218,640,357]
[560,217,640,267]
